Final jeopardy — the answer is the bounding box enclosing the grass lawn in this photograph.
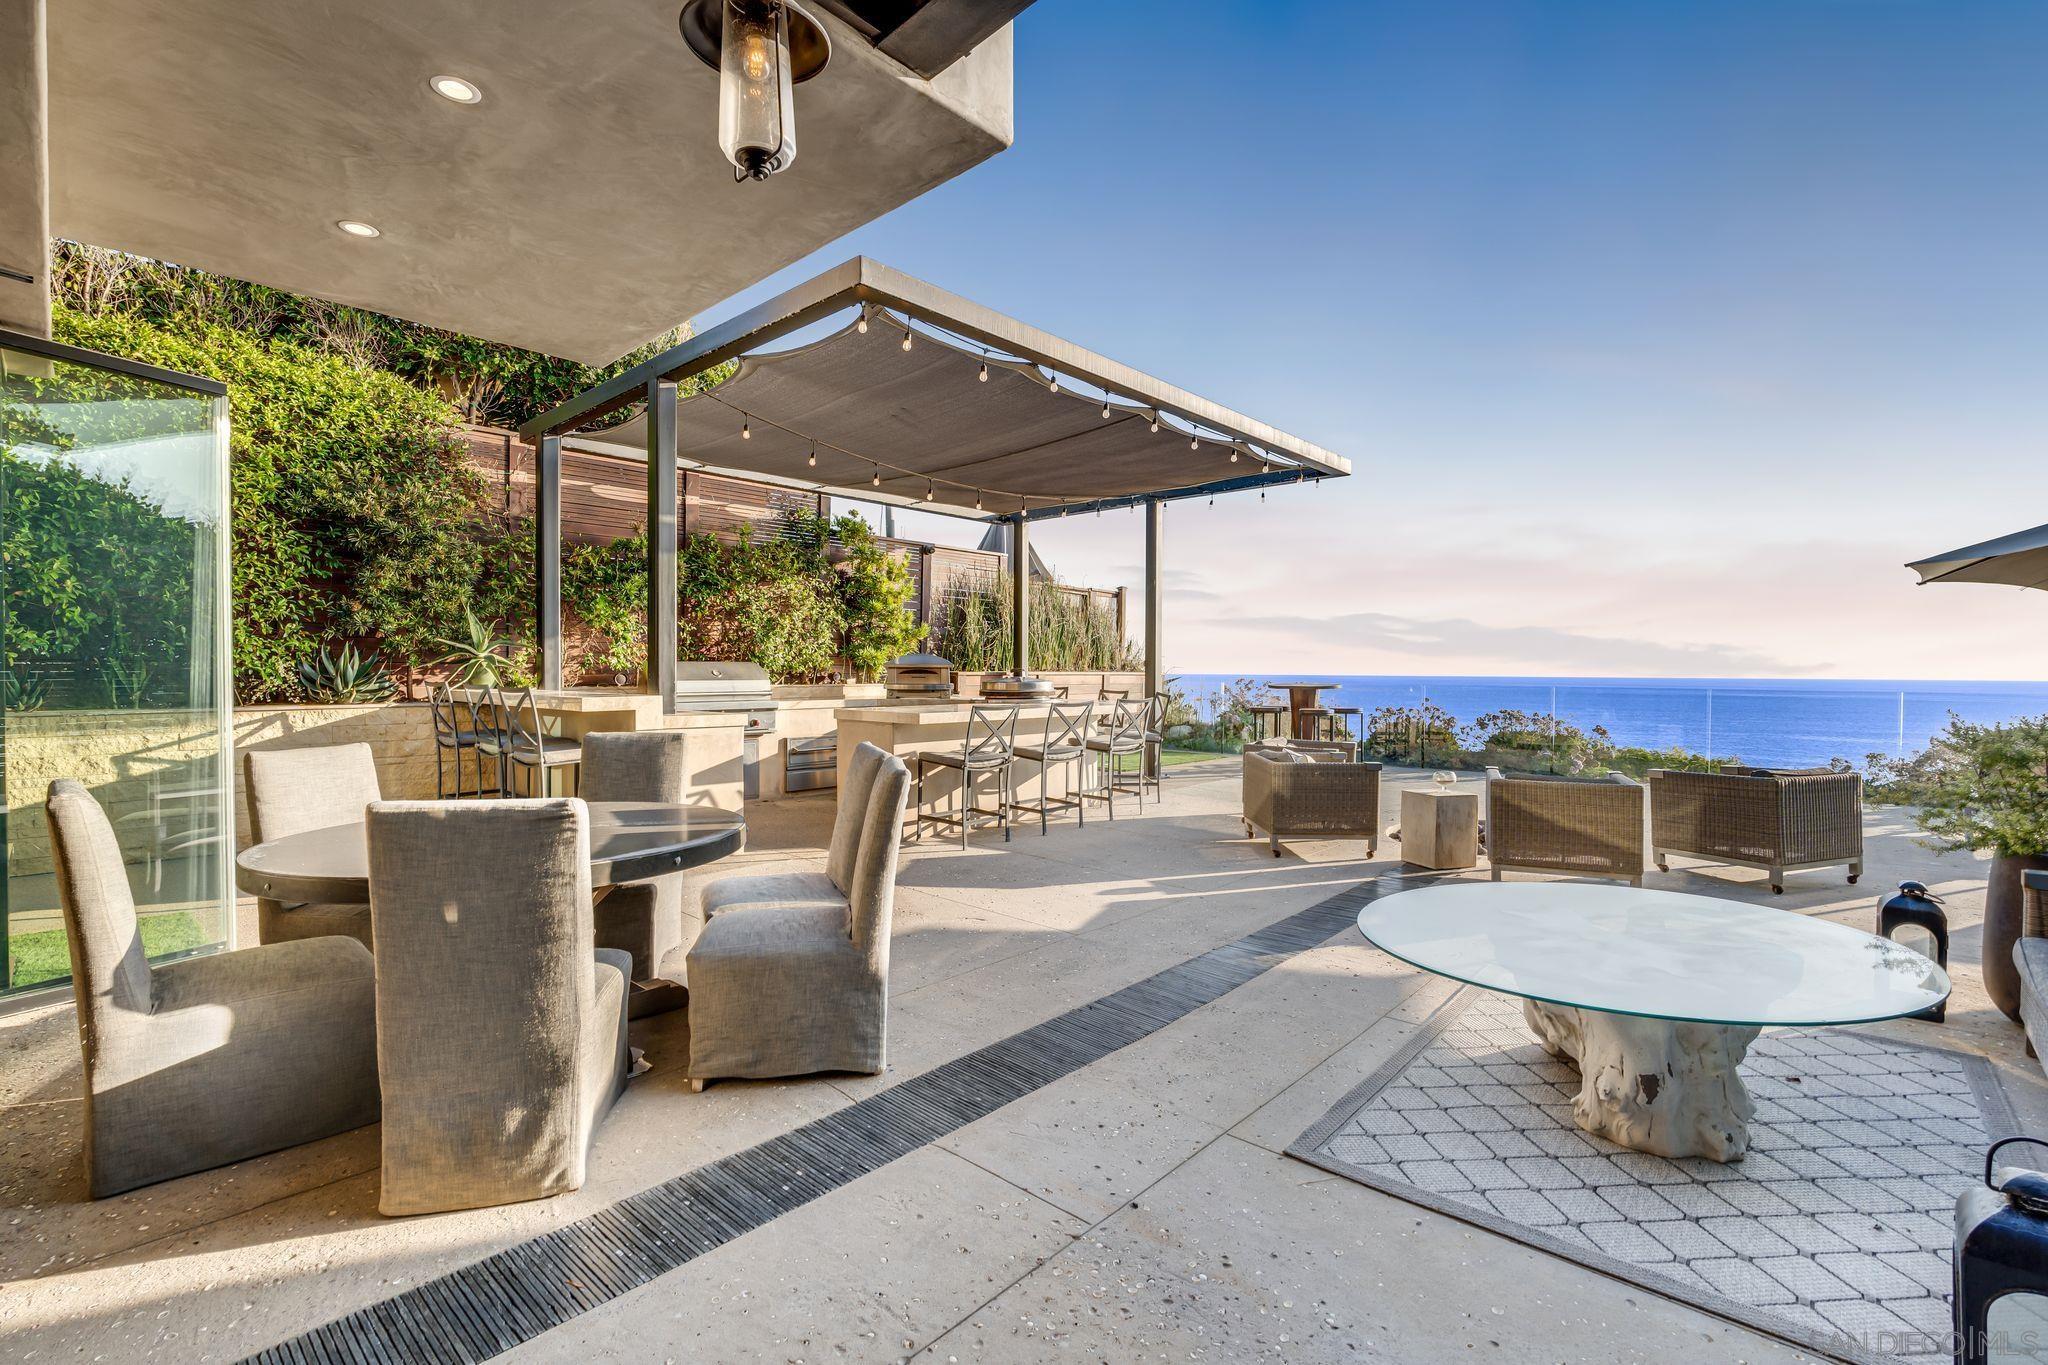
[1107,748,1231,772]
[7,910,211,991]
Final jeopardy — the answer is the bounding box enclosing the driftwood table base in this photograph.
[1522,999,1760,1162]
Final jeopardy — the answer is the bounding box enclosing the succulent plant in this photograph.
[298,643,397,704]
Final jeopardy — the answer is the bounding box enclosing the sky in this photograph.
[709,0,2048,681]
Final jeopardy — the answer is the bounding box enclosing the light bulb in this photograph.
[1048,374,1060,394]
[741,417,751,440]
[872,466,881,486]
[856,316,868,334]
[925,485,934,502]
[978,362,989,382]
[807,443,816,468]
[974,490,983,510]
[1101,398,1112,419]
[1230,448,1238,463]
[741,33,771,82]
[1149,415,1160,433]
[1190,437,1200,451]
[901,330,913,352]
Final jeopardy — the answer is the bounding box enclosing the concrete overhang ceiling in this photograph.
[46,1,1020,364]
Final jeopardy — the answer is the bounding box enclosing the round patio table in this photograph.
[1265,680,1340,740]
[235,800,744,905]
[1356,882,1949,1162]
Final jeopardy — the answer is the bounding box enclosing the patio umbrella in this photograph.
[1908,521,2048,590]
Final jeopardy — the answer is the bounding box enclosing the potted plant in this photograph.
[1903,715,2048,1019]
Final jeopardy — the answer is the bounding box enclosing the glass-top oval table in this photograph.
[1357,882,1951,1162]
[237,801,745,1015]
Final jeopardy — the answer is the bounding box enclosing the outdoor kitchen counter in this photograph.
[455,688,747,809]
[833,701,1087,821]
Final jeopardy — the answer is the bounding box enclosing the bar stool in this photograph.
[1246,704,1288,743]
[429,682,490,798]
[1328,706,1364,745]
[1084,698,1148,818]
[913,704,1021,848]
[1008,700,1094,834]
[478,685,582,797]
[1141,693,1167,798]
[1297,706,1334,742]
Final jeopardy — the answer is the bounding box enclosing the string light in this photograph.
[978,361,989,382]
[974,489,983,510]
[1190,436,1200,451]
[900,328,913,352]
[807,439,817,468]
[1101,396,1113,419]
[741,415,751,440]
[925,484,934,502]
[1229,448,1238,463]
[1048,372,1060,395]
[1149,413,1160,433]
[872,465,881,486]
[856,314,868,335]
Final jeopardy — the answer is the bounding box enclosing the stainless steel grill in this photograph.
[980,673,1056,700]
[673,661,778,798]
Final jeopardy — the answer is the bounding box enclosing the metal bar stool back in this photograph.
[1008,700,1095,834]
[429,681,488,798]
[913,704,1022,848]
[1084,698,1149,819]
[1141,693,1168,797]
[479,685,583,797]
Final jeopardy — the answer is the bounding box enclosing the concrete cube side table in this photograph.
[1400,788,1480,870]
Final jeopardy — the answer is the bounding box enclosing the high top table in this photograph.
[1265,680,1340,740]
[1357,882,1950,1162]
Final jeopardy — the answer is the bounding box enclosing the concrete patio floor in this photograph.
[1,759,2037,1362]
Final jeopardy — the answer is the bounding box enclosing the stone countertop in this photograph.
[454,688,745,726]
[834,700,1061,727]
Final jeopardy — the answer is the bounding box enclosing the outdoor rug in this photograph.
[1288,988,2024,1365]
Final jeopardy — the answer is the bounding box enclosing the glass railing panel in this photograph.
[2,340,232,999]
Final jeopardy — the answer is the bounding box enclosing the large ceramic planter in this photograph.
[1984,852,2048,1020]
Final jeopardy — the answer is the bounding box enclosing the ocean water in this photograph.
[1172,675,2048,768]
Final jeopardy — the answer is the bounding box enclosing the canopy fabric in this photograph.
[1908,522,2048,589]
[572,313,1296,518]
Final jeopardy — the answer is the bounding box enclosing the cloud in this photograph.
[1223,609,1820,677]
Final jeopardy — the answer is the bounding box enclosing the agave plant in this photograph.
[298,642,397,703]
[433,605,514,689]
[1,671,48,711]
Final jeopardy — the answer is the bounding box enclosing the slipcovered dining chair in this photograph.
[366,798,631,1216]
[682,743,910,1088]
[244,743,381,949]
[580,730,696,981]
[46,780,379,1198]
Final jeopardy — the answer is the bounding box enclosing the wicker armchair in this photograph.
[1484,767,1645,886]
[1242,741,1379,857]
[1646,767,1863,894]
[2017,870,2048,1071]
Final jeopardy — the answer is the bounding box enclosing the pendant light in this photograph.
[678,0,831,182]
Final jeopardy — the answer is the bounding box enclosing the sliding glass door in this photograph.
[1,331,232,1002]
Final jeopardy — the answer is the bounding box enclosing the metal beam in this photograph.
[523,258,1350,484]
[876,0,1033,77]
[534,434,563,690]
[1143,499,1163,701]
[1009,512,1029,675]
[646,380,679,712]
[0,0,49,339]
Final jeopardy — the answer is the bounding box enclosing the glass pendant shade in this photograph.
[719,1,796,179]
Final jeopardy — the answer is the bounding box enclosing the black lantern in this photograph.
[1954,1137,2048,1365]
[1877,880,1948,1022]
[679,0,832,181]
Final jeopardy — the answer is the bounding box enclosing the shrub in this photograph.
[50,306,512,700]
[678,526,843,681]
[820,515,924,681]
[1867,714,2048,855]
[563,530,649,682]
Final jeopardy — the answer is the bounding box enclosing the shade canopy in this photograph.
[540,257,1348,520]
[1908,522,2048,590]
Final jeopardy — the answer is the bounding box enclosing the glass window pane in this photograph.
[2,344,230,998]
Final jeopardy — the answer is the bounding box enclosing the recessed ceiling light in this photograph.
[336,220,381,238]
[430,74,483,104]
